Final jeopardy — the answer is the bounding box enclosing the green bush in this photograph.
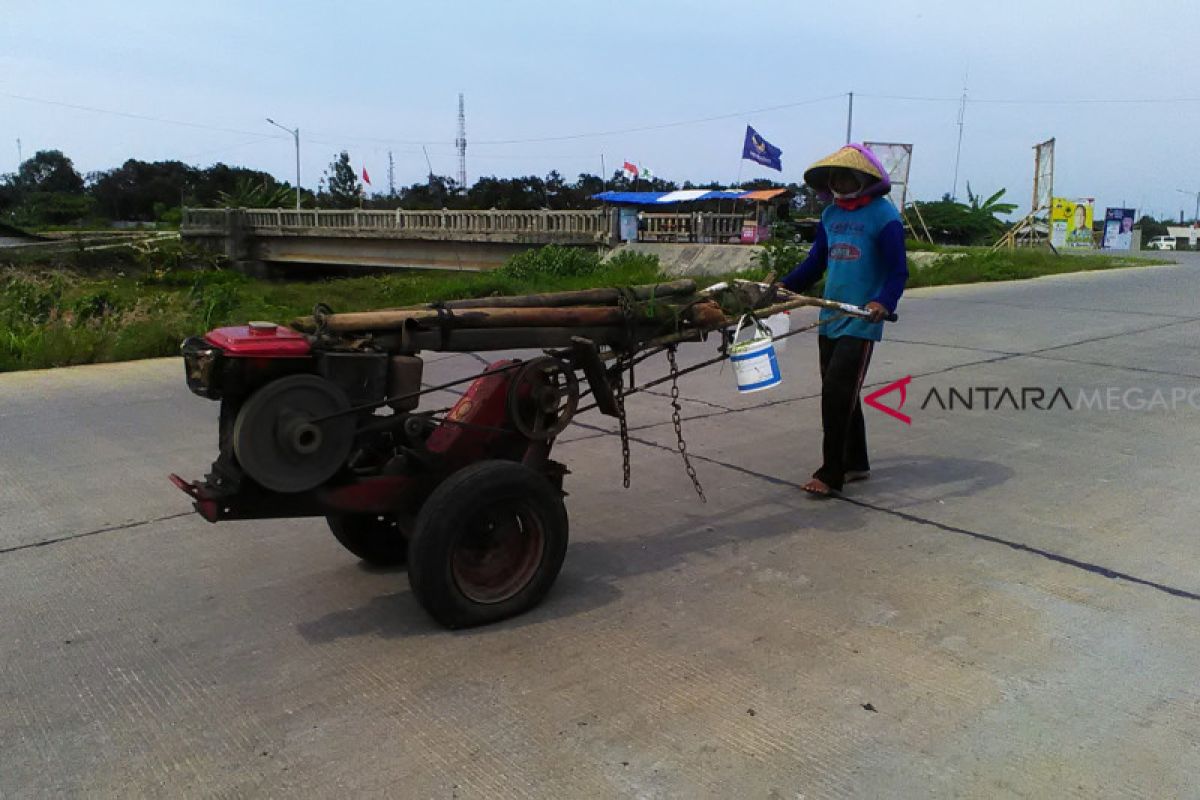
[190,280,244,327]
[756,239,807,276]
[1,274,66,324]
[498,245,602,280]
[11,192,96,226]
[903,238,942,252]
[70,289,122,321]
[154,204,183,227]
[601,250,659,274]
[109,314,191,362]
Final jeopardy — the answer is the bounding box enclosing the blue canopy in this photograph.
[593,190,752,206]
[591,191,667,205]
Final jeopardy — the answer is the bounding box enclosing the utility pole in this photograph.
[600,154,606,191]
[1177,188,1200,223]
[423,145,439,205]
[456,93,467,193]
[266,118,301,210]
[387,150,396,197]
[845,92,854,143]
[951,87,967,201]
[16,137,22,167]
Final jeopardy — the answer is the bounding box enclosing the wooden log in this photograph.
[373,326,652,353]
[294,304,679,334]
[429,279,697,310]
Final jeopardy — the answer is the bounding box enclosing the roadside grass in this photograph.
[0,240,1166,372]
[905,247,1165,288]
[0,246,665,371]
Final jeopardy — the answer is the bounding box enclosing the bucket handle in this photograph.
[732,314,773,345]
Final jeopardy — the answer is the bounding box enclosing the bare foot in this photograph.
[802,477,834,497]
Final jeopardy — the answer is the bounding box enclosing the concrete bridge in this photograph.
[181,207,616,273]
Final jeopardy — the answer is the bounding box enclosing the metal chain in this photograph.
[613,363,632,489]
[667,346,706,503]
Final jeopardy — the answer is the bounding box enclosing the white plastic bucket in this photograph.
[729,316,782,393]
[764,311,790,351]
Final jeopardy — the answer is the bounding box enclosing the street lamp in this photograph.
[267,118,301,210]
[1176,188,1200,224]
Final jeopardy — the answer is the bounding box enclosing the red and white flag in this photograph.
[362,166,371,185]
[622,161,639,179]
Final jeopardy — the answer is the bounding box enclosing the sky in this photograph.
[3,0,1199,220]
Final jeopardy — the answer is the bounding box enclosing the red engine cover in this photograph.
[425,360,521,468]
[205,323,311,358]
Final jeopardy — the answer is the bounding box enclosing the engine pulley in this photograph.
[232,374,356,493]
[506,357,579,441]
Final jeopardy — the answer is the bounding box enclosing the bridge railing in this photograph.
[639,212,746,243]
[182,207,611,240]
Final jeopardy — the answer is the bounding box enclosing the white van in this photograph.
[1146,235,1176,250]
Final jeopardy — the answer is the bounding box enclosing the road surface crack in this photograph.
[0,512,193,557]
[572,422,1200,605]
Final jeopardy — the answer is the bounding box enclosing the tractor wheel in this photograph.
[407,460,568,629]
[327,514,409,567]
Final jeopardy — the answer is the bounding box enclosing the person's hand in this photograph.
[864,301,889,323]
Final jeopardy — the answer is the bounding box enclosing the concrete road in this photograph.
[4,261,1200,798]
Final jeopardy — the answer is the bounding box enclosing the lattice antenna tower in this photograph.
[455,93,467,192]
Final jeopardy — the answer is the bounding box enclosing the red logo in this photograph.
[829,243,862,260]
[865,376,912,425]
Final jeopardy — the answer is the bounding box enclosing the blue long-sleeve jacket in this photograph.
[780,198,908,340]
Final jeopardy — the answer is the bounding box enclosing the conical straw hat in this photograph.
[803,144,889,196]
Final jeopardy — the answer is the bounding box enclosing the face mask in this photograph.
[830,172,867,199]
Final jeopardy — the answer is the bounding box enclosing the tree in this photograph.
[195,163,290,207]
[911,186,1015,245]
[0,174,20,213]
[544,170,567,208]
[88,159,199,220]
[1137,215,1168,238]
[322,151,361,208]
[17,150,84,194]
[966,184,1017,217]
[14,192,95,225]
[560,173,605,208]
[217,176,295,208]
[396,175,458,209]
[462,175,548,210]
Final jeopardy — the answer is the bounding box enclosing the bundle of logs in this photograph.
[291,278,845,355]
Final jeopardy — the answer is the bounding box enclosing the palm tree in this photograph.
[217,177,294,208]
[966,184,1017,217]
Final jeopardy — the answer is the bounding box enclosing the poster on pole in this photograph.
[619,208,639,242]
[1102,207,1136,250]
[863,142,913,211]
[1032,138,1055,212]
[1050,197,1095,249]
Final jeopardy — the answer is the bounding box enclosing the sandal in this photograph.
[802,478,837,498]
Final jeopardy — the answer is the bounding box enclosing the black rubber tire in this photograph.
[407,460,568,629]
[327,514,409,567]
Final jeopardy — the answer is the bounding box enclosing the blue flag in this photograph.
[742,125,783,171]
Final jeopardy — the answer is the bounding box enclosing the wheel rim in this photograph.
[450,501,546,604]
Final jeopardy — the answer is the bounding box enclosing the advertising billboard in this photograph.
[1102,207,1136,250]
[863,142,913,211]
[1032,139,1055,212]
[1050,197,1094,249]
